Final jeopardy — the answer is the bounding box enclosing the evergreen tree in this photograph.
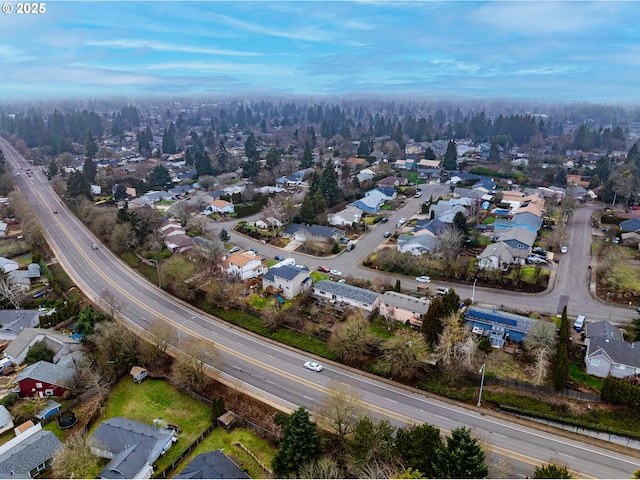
[147,165,171,190]
[443,139,458,171]
[311,188,327,218]
[441,288,461,317]
[488,140,500,162]
[301,140,314,168]
[243,156,260,180]
[195,151,214,177]
[422,297,446,347]
[84,128,98,161]
[424,146,436,160]
[217,140,228,169]
[162,126,177,154]
[67,170,91,198]
[553,306,569,390]
[219,228,230,242]
[265,146,281,169]
[394,423,443,478]
[271,407,322,477]
[432,426,489,479]
[394,279,401,292]
[319,159,342,207]
[83,157,97,183]
[299,193,316,224]
[453,211,469,236]
[244,132,259,161]
[532,463,572,479]
[114,184,127,200]
[47,159,58,178]
[347,416,396,467]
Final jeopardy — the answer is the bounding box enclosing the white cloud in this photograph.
[86,40,260,57]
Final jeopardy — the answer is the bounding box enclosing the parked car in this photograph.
[229,246,240,253]
[383,231,392,238]
[532,247,547,257]
[330,269,343,276]
[436,287,450,296]
[339,237,350,244]
[414,192,422,198]
[527,255,547,264]
[380,217,389,223]
[318,266,330,272]
[274,255,284,261]
[304,361,323,372]
[415,276,432,283]
[346,243,355,251]
[560,246,568,254]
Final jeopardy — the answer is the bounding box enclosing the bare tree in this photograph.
[527,346,551,386]
[261,197,286,235]
[329,314,377,364]
[0,274,22,309]
[316,381,363,450]
[197,175,217,190]
[439,225,465,262]
[92,319,139,374]
[100,289,122,319]
[380,330,429,380]
[174,338,220,390]
[524,321,557,350]
[111,222,138,252]
[145,318,175,357]
[298,456,345,479]
[51,432,101,479]
[435,312,473,372]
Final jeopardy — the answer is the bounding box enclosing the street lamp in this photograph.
[178,316,195,347]
[477,363,486,407]
[472,277,478,304]
[149,259,161,288]
[606,292,611,303]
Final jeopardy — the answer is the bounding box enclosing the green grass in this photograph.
[172,427,277,479]
[569,362,603,392]
[369,317,394,339]
[95,377,212,473]
[309,271,329,282]
[121,251,140,268]
[49,263,76,292]
[247,294,275,310]
[482,216,496,225]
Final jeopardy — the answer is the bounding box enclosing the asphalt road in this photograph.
[2,137,639,477]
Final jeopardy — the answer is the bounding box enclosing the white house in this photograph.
[313,280,381,313]
[328,206,363,227]
[210,199,235,214]
[222,252,268,280]
[262,265,312,299]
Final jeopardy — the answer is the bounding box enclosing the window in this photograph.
[45,389,54,396]
[36,382,43,388]
[590,359,600,367]
[615,364,625,370]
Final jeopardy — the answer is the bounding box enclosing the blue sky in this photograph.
[1,1,640,103]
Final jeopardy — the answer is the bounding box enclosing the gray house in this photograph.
[261,265,312,300]
[0,310,42,341]
[0,423,62,478]
[585,320,640,378]
[89,417,176,479]
[4,328,81,366]
[282,224,345,243]
[313,280,381,313]
[175,450,250,479]
[493,227,537,252]
[477,241,526,270]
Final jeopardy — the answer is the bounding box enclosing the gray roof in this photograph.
[493,226,537,248]
[283,223,345,240]
[262,264,309,282]
[381,291,430,315]
[91,417,174,480]
[464,307,538,335]
[0,310,42,339]
[0,407,11,428]
[587,320,624,342]
[176,450,250,479]
[0,429,62,477]
[587,337,640,368]
[478,242,516,263]
[413,218,447,236]
[314,280,380,306]
[15,359,77,388]
[620,218,640,232]
[4,328,80,363]
[397,233,441,253]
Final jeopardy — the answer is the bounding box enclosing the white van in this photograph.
[573,315,586,332]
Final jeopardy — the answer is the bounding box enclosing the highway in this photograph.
[1,137,639,478]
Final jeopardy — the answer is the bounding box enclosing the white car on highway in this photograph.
[415,276,432,283]
[304,361,323,372]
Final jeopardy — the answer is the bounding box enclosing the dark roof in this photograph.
[15,360,76,388]
[313,280,380,306]
[262,264,309,282]
[283,223,344,239]
[0,429,62,477]
[620,218,640,232]
[375,186,396,197]
[464,307,538,335]
[587,320,623,342]
[91,417,173,479]
[587,336,640,368]
[413,218,447,235]
[176,450,250,479]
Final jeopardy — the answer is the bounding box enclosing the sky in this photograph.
[1,1,640,104]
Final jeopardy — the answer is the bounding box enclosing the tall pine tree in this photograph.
[272,407,322,477]
[443,139,458,171]
[432,426,489,479]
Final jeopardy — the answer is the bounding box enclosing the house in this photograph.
[8,263,42,291]
[493,227,537,252]
[89,417,176,479]
[377,176,408,188]
[585,320,640,378]
[222,252,268,281]
[412,218,448,237]
[175,450,250,479]
[14,352,83,398]
[366,186,397,201]
[493,212,543,234]
[210,199,235,214]
[353,192,384,213]
[0,257,19,274]
[477,241,525,270]
[0,406,13,435]
[313,280,381,313]
[621,231,640,248]
[464,307,539,348]
[620,218,640,233]
[0,222,8,236]
[397,234,441,256]
[345,157,369,170]
[0,309,43,340]
[254,217,284,230]
[328,206,363,227]
[380,291,430,328]
[282,224,345,243]
[0,423,62,478]
[261,265,312,300]
[356,168,376,183]
[159,223,193,254]
[429,203,469,224]
[4,328,81,366]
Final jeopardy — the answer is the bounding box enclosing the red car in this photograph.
[318,266,330,273]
